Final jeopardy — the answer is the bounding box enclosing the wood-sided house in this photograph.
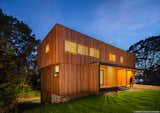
[38,24,135,103]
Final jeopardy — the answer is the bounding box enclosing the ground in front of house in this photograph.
[20,85,160,113]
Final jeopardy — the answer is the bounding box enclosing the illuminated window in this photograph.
[45,44,50,53]
[109,53,116,62]
[100,70,104,85]
[65,40,77,54]
[89,48,100,58]
[89,48,94,57]
[120,56,123,63]
[64,40,100,58]
[112,55,116,61]
[78,44,88,55]
[94,49,100,58]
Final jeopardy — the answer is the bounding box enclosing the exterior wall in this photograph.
[37,26,57,69]
[59,63,99,96]
[38,24,135,69]
[40,65,59,103]
[55,24,135,68]
[40,63,99,103]
[38,24,136,103]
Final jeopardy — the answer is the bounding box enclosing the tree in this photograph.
[0,9,40,112]
[128,36,160,84]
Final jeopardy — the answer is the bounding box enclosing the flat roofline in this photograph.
[90,61,136,70]
[55,23,129,52]
[39,23,135,57]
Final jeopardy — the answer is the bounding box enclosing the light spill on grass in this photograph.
[24,90,160,113]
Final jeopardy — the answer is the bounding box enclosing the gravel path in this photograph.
[129,84,160,92]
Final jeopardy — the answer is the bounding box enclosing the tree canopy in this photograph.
[128,36,160,84]
[0,9,40,112]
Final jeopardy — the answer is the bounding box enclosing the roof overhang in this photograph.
[90,61,136,70]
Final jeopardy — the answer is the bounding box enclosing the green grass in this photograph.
[24,90,160,113]
[18,90,40,98]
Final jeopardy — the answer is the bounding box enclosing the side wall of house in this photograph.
[59,63,99,96]
[55,24,135,95]
[37,26,57,68]
[38,26,60,103]
[40,65,59,103]
[38,24,136,102]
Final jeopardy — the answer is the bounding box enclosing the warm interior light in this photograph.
[94,49,100,58]
[117,69,126,86]
[65,40,77,54]
[64,40,100,58]
[109,53,116,62]
[78,44,88,56]
[127,71,133,84]
[54,65,59,73]
[100,70,104,85]
[107,66,116,87]
[45,44,50,53]
[120,56,123,63]
[89,48,100,58]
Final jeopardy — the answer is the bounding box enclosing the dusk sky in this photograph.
[0,0,160,50]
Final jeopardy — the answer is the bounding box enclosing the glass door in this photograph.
[100,70,104,86]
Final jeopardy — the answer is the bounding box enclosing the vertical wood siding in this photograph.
[55,24,135,67]
[38,24,136,102]
[38,24,135,69]
[41,65,59,103]
[59,63,99,96]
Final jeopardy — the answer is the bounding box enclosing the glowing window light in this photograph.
[120,56,124,63]
[89,48,94,57]
[100,70,104,85]
[94,49,100,58]
[78,44,88,56]
[109,53,116,62]
[89,48,100,58]
[45,44,50,53]
[64,40,100,58]
[65,40,77,54]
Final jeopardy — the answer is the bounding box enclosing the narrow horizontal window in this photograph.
[65,40,77,54]
[64,40,100,58]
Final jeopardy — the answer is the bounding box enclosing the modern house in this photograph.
[37,24,135,103]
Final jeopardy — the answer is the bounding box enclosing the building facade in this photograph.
[38,24,135,103]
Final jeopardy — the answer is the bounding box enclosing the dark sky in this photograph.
[0,0,160,50]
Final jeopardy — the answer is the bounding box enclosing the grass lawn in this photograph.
[23,90,160,113]
[18,90,40,103]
